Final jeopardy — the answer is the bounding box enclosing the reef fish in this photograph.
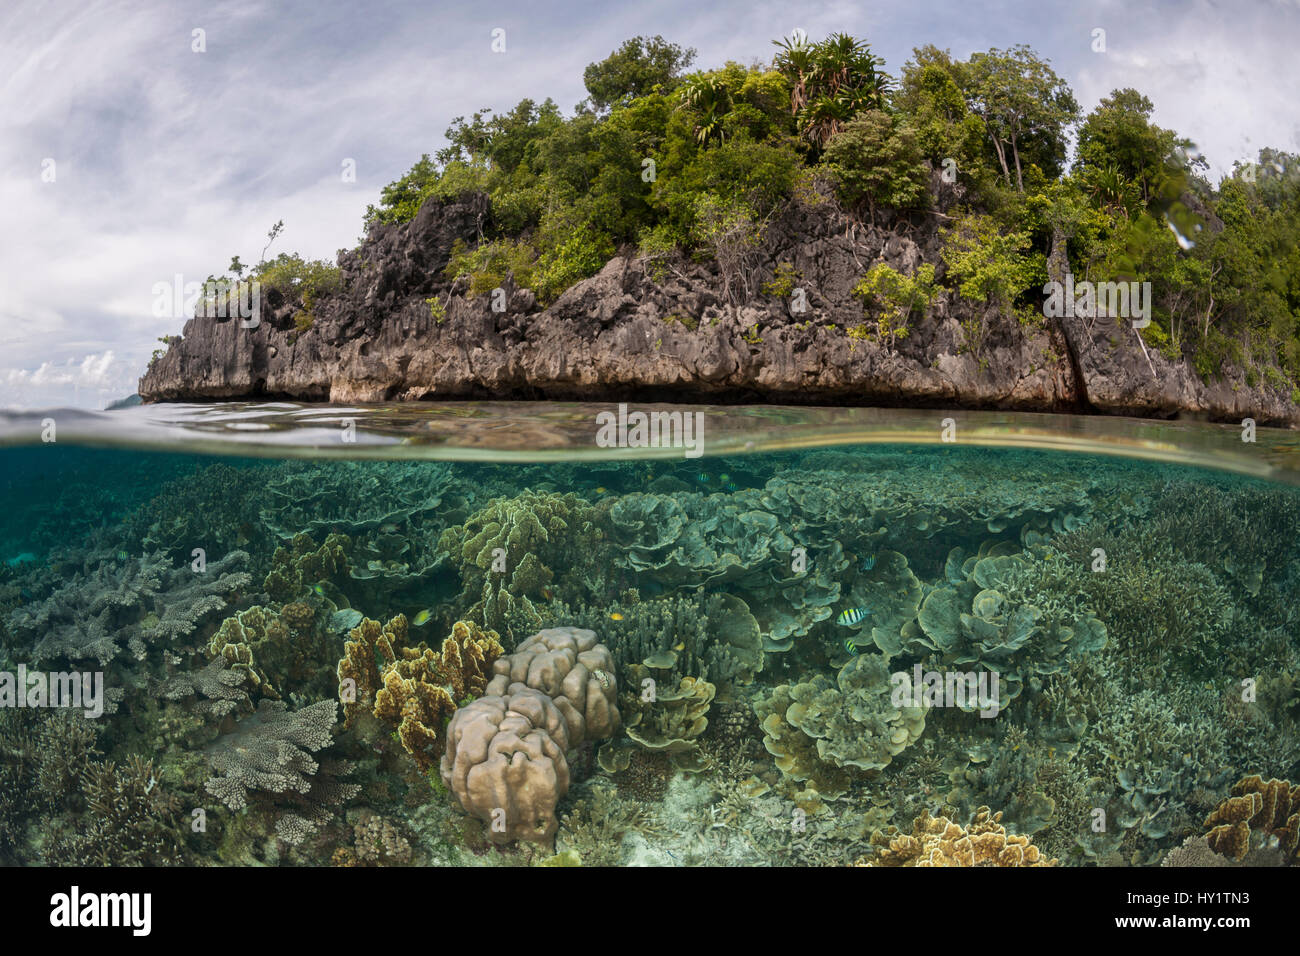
[837,607,871,627]
[860,554,876,571]
[412,609,433,627]
[842,636,861,656]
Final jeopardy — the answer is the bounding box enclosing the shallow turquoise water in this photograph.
[1,404,1296,867]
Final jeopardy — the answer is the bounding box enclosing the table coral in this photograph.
[862,807,1056,866]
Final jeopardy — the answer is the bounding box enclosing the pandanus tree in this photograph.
[772,32,892,150]
[677,74,733,145]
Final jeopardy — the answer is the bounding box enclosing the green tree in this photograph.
[823,111,928,222]
[852,262,937,349]
[964,46,1078,191]
[584,36,697,111]
[772,32,891,150]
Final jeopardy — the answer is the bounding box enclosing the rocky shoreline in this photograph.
[139,187,1300,427]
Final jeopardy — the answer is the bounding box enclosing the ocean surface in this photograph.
[1,402,1296,867]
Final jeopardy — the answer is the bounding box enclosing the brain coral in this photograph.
[439,687,572,844]
[861,806,1057,866]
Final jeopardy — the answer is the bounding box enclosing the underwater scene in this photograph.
[1,417,1299,869]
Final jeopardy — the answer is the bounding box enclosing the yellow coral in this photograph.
[860,807,1056,867]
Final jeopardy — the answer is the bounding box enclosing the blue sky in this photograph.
[1,0,1296,408]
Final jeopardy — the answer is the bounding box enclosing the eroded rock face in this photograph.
[139,187,1299,426]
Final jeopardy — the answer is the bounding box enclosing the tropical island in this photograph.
[139,33,1300,425]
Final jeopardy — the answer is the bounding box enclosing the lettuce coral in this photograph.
[755,652,928,799]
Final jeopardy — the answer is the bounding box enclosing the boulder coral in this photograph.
[484,626,620,745]
[440,627,621,844]
[440,688,572,844]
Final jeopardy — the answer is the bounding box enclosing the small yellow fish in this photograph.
[609,612,624,621]
[673,642,685,651]
[412,609,432,626]
[595,487,607,494]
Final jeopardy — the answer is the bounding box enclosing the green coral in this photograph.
[755,653,929,800]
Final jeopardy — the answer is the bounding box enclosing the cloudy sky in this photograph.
[1,0,1296,408]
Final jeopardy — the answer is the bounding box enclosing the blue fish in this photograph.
[837,607,871,627]
[861,554,876,571]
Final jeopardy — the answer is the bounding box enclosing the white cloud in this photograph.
[0,0,1295,409]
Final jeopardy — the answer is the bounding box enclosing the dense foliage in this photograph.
[357,32,1299,389]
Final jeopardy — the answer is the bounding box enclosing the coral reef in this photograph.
[755,653,928,801]
[860,806,1056,866]
[9,550,251,667]
[1203,775,1299,864]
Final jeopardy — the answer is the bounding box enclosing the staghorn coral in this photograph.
[1203,775,1299,864]
[560,590,765,692]
[860,806,1056,866]
[44,755,187,866]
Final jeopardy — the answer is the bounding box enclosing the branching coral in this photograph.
[337,614,503,770]
[9,550,250,666]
